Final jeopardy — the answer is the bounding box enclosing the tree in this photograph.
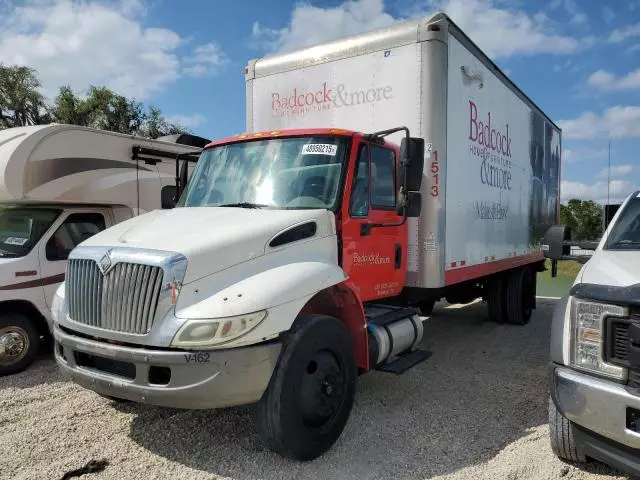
[560,199,603,241]
[51,85,189,138]
[0,64,51,128]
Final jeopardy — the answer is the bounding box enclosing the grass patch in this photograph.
[540,259,582,279]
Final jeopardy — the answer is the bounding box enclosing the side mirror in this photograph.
[542,225,571,260]
[396,191,422,217]
[400,137,425,191]
[161,185,177,209]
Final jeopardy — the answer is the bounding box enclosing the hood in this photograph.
[80,206,336,283]
[577,250,640,288]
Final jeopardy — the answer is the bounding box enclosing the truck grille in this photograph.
[66,258,164,334]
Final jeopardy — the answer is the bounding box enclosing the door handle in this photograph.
[360,223,372,236]
[395,244,402,269]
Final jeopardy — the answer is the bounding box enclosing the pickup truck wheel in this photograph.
[548,396,586,463]
[256,314,357,461]
[0,313,39,376]
[505,267,535,325]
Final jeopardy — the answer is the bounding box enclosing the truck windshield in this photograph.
[604,196,640,250]
[0,206,62,258]
[178,136,350,210]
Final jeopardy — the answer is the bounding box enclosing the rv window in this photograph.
[0,207,62,258]
[45,213,106,261]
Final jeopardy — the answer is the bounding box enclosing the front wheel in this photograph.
[0,313,40,376]
[255,314,357,461]
[548,396,586,463]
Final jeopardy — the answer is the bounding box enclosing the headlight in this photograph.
[569,297,628,380]
[171,310,267,349]
[51,283,66,324]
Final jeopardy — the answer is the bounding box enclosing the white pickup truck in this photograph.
[544,190,640,476]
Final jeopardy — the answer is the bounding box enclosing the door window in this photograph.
[370,145,396,210]
[45,213,106,261]
[349,144,370,218]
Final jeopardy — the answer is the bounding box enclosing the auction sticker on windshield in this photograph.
[301,144,338,156]
[4,237,28,246]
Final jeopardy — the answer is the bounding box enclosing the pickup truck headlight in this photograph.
[51,283,65,325]
[570,297,628,380]
[171,310,267,349]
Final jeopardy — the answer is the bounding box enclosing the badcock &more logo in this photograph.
[468,100,513,192]
[352,252,391,265]
[271,82,393,117]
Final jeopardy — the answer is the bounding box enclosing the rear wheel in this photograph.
[549,396,586,463]
[505,267,535,325]
[256,314,357,461]
[0,313,40,376]
[418,299,435,316]
[486,275,507,323]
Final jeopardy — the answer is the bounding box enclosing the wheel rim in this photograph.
[0,326,30,366]
[299,349,346,429]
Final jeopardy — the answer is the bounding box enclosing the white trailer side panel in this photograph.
[249,43,422,148]
[443,34,560,285]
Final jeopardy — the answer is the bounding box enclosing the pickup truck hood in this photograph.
[80,206,336,284]
[577,250,640,288]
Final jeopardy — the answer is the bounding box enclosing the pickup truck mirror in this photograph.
[161,185,178,209]
[543,225,572,260]
[400,137,425,192]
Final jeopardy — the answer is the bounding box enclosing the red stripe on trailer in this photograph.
[444,252,544,285]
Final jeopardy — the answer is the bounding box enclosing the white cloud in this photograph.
[165,113,207,129]
[562,147,608,164]
[587,69,640,91]
[596,164,636,179]
[183,43,227,77]
[561,179,638,203]
[0,0,225,100]
[252,0,583,58]
[251,0,395,53]
[602,7,615,24]
[558,106,640,140]
[609,22,640,43]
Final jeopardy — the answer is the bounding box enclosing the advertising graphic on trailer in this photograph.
[445,36,560,270]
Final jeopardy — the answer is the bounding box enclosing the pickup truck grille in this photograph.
[66,258,164,334]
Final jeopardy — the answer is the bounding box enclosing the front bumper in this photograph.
[53,325,281,409]
[551,364,640,476]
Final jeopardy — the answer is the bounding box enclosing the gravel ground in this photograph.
[0,298,634,480]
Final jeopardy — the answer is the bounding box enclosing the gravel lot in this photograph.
[0,298,633,480]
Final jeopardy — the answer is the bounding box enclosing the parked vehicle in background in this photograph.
[52,12,561,461]
[0,124,207,375]
[545,189,640,477]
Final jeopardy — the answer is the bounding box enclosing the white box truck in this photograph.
[52,12,561,460]
[0,124,206,375]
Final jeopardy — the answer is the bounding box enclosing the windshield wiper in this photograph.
[610,239,640,248]
[218,202,271,209]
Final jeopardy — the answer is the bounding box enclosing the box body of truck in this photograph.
[0,124,205,375]
[245,11,561,291]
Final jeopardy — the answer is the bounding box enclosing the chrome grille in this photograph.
[67,258,164,334]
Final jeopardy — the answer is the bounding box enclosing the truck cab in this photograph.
[544,190,640,476]
[52,127,425,461]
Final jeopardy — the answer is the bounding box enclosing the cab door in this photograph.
[341,141,407,302]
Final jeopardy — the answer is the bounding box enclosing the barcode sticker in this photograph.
[301,144,338,156]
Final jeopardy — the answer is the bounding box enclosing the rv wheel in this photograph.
[255,314,357,461]
[0,313,40,376]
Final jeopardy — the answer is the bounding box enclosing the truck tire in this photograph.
[418,299,435,316]
[486,275,507,323]
[0,313,40,376]
[505,267,535,325]
[548,396,586,463]
[256,314,357,461]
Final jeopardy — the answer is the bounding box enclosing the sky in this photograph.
[1,0,639,204]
